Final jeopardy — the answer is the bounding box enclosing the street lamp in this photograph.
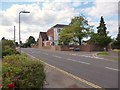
[19,11,30,53]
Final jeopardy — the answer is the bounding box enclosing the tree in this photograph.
[1,37,6,40]
[26,36,36,47]
[112,26,120,48]
[59,26,73,45]
[59,16,91,45]
[90,33,111,47]
[116,26,120,44]
[97,16,108,37]
[90,16,112,50]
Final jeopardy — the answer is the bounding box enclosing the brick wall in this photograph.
[59,44,104,51]
[47,28,54,40]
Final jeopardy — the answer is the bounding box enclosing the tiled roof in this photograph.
[52,24,68,28]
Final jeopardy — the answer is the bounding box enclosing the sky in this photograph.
[0,0,119,43]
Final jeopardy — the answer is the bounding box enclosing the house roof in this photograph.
[52,24,68,28]
[40,32,48,41]
[47,24,68,33]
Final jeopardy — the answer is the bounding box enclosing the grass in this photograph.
[97,52,109,56]
[113,58,120,61]
[113,49,120,53]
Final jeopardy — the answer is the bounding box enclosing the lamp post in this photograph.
[19,11,30,53]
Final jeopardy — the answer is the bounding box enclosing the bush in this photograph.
[2,54,45,89]
[2,47,20,58]
[1,39,19,58]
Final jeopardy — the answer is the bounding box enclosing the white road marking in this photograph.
[69,54,77,56]
[26,53,102,88]
[70,53,111,61]
[52,55,62,59]
[42,52,48,55]
[105,67,119,71]
[67,58,90,65]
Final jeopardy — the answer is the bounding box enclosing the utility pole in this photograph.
[14,26,15,43]
[14,26,16,49]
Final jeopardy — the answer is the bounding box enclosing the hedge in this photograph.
[2,54,45,89]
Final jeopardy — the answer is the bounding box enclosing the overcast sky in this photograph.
[0,0,119,43]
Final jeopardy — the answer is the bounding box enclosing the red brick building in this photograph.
[38,24,68,48]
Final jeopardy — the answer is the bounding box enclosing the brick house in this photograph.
[47,24,68,46]
[38,32,49,48]
[38,24,68,48]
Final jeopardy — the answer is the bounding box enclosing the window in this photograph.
[57,29,61,33]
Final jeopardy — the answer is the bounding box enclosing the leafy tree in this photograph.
[116,27,120,44]
[1,37,5,40]
[59,16,91,45]
[90,33,112,47]
[59,26,73,45]
[112,27,120,48]
[90,16,112,49]
[26,36,36,47]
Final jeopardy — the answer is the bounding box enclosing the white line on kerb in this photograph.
[105,67,119,71]
[52,55,62,58]
[67,58,90,65]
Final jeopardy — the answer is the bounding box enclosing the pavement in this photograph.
[22,48,118,88]
[44,63,93,88]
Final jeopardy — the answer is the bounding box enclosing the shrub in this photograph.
[2,47,20,58]
[2,54,45,89]
[1,39,19,58]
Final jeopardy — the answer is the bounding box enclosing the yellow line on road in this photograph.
[26,53,103,89]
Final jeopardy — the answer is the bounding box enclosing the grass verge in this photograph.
[113,49,120,53]
[113,58,120,61]
[97,52,109,56]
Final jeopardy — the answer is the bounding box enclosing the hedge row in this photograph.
[2,54,45,89]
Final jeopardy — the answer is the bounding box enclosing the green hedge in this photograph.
[2,47,20,58]
[2,54,45,89]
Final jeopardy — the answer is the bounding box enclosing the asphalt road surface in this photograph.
[22,48,118,88]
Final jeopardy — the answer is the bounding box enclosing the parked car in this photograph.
[74,48,80,51]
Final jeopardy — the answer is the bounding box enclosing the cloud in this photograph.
[0,1,77,42]
[83,0,119,18]
[106,20,118,37]
[0,0,118,42]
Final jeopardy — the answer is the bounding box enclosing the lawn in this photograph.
[113,49,120,53]
[97,52,109,56]
[113,58,120,61]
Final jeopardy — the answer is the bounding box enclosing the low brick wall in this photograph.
[31,44,38,48]
[37,44,105,51]
[43,46,51,49]
[60,44,104,51]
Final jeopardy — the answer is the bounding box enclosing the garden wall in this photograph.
[60,44,104,51]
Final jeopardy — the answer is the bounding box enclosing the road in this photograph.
[22,48,118,88]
